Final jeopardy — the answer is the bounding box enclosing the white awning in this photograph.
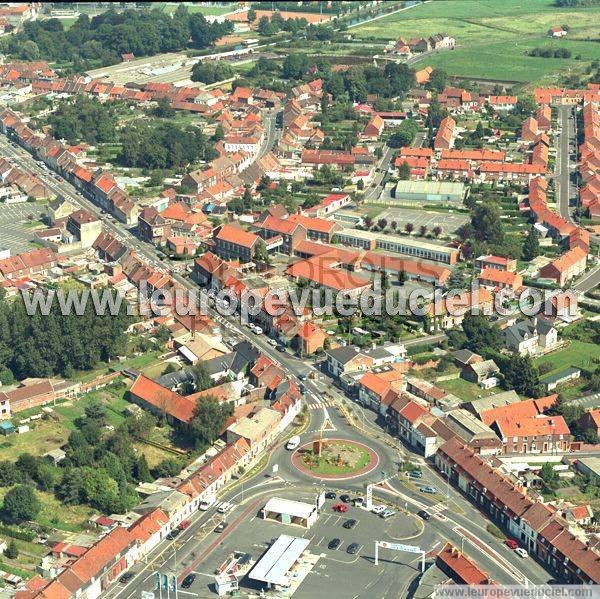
[263,497,315,520]
[249,534,310,586]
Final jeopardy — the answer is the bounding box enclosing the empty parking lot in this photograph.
[0,203,47,254]
[377,208,469,236]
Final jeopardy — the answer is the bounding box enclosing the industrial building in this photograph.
[391,180,465,203]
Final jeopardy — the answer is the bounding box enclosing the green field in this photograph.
[353,0,600,84]
[535,340,600,375]
[437,376,498,402]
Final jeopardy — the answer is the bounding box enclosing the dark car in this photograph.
[347,543,360,555]
[181,574,196,589]
[325,491,336,499]
[118,572,134,584]
[343,518,357,529]
[339,494,351,503]
[328,538,342,550]
[277,345,286,352]
[417,510,431,521]
[166,529,181,541]
[214,521,228,533]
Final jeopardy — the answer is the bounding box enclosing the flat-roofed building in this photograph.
[335,228,458,265]
[249,534,311,591]
[391,180,465,203]
[262,499,318,529]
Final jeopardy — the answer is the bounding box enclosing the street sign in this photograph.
[378,541,422,553]
[365,484,373,511]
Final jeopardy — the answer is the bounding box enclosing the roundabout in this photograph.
[291,438,379,480]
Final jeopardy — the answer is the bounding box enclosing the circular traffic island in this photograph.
[292,438,379,480]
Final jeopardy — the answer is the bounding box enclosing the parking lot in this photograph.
[185,491,428,599]
[377,207,469,237]
[0,202,47,254]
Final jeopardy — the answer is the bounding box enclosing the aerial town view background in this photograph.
[0,1,598,598]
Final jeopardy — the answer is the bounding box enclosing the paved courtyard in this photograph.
[0,202,47,254]
[377,207,469,236]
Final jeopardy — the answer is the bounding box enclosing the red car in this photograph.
[504,539,519,549]
[332,503,348,513]
[178,520,191,530]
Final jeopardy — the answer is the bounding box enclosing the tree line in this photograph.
[0,290,131,384]
[2,5,233,68]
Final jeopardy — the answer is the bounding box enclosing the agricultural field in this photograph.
[353,0,600,84]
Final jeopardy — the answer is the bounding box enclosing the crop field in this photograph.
[353,0,600,84]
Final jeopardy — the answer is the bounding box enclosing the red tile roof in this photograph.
[437,542,492,584]
[130,374,196,423]
[216,224,260,249]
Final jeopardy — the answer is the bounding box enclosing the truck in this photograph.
[286,435,301,450]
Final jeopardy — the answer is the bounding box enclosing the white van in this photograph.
[286,435,301,450]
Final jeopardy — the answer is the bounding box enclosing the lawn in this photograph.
[0,487,94,533]
[535,340,600,375]
[437,376,498,402]
[352,0,600,84]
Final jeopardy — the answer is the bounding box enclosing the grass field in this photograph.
[353,0,600,84]
[437,376,498,402]
[535,340,600,374]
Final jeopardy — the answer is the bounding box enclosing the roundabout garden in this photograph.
[291,438,379,480]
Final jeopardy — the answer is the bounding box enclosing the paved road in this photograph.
[363,144,395,202]
[555,105,576,222]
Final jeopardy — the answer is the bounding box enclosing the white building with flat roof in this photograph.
[249,534,311,591]
[262,497,318,529]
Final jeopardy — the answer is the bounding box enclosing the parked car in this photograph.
[333,503,348,513]
[325,491,337,500]
[181,574,196,589]
[339,494,351,504]
[218,502,233,514]
[420,486,436,494]
[268,338,278,346]
[514,547,528,558]
[417,510,431,521]
[505,539,519,550]
[328,538,341,550]
[380,509,396,519]
[371,505,386,515]
[352,497,365,507]
[118,572,134,584]
[214,521,228,533]
[178,520,191,530]
[276,344,286,352]
[408,470,423,479]
[347,543,360,555]
[166,529,181,540]
[343,518,357,529]
[199,498,215,511]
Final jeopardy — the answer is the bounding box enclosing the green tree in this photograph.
[2,485,41,523]
[191,61,234,84]
[388,118,419,148]
[192,361,212,392]
[502,353,542,397]
[398,160,411,180]
[522,227,540,261]
[427,68,447,93]
[187,396,234,449]
[461,314,502,355]
[135,455,153,483]
[247,8,257,22]
[540,462,559,491]
[5,539,18,559]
